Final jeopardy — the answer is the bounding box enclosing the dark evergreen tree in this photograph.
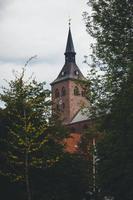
[31,153,89,200]
[84,0,133,199]
[83,0,132,116]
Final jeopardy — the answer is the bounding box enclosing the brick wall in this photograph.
[52,79,89,124]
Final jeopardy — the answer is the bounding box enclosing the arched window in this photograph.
[81,91,85,97]
[74,86,80,96]
[55,89,59,98]
[61,87,66,96]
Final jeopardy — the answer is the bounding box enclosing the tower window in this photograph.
[61,87,66,96]
[74,86,80,96]
[55,89,60,98]
[81,91,85,97]
[61,71,66,76]
[74,70,79,75]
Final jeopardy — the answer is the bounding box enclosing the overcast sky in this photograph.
[0,0,92,90]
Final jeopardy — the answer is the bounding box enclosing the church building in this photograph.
[51,24,89,145]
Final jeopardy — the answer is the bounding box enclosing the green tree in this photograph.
[97,72,133,199]
[31,153,89,200]
[83,0,132,116]
[84,0,133,199]
[0,67,67,200]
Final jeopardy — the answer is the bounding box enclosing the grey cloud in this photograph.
[0,0,15,7]
[0,0,92,91]
[0,0,11,10]
[0,0,9,7]
[0,0,15,18]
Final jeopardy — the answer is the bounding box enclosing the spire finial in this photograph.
[68,17,71,28]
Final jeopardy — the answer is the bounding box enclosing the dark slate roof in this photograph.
[65,27,75,53]
[51,62,85,85]
[51,27,85,85]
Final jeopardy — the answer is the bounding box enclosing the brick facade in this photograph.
[52,79,88,124]
[51,26,90,153]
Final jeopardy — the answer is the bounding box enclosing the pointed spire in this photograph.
[65,19,75,54]
[51,23,85,85]
[65,22,76,63]
[65,27,75,53]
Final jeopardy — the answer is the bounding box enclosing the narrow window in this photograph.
[61,87,66,96]
[74,86,80,96]
[81,91,85,97]
[55,89,59,98]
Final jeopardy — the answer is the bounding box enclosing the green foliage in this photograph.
[0,68,50,180]
[0,63,90,200]
[31,154,89,200]
[97,72,133,199]
[84,0,133,199]
[84,0,133,116]
[0,67,68,200]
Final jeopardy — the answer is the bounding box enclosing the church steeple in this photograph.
[51,24,88,125]
[65,27,75,53]
[64,26,76,63]
[51,25,85,85]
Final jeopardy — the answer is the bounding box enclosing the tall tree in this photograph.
[84,0,133,199]
[31,153,89,200]
[83,0,132,116]
[0,67,67,200]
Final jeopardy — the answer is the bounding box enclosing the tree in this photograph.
[84,0,133,199]
[83,0,132,116]
[31,153,89,200]
[0,67,68,200]
[97,72,133,199]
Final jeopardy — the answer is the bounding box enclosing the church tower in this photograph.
[51,25,88,125]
